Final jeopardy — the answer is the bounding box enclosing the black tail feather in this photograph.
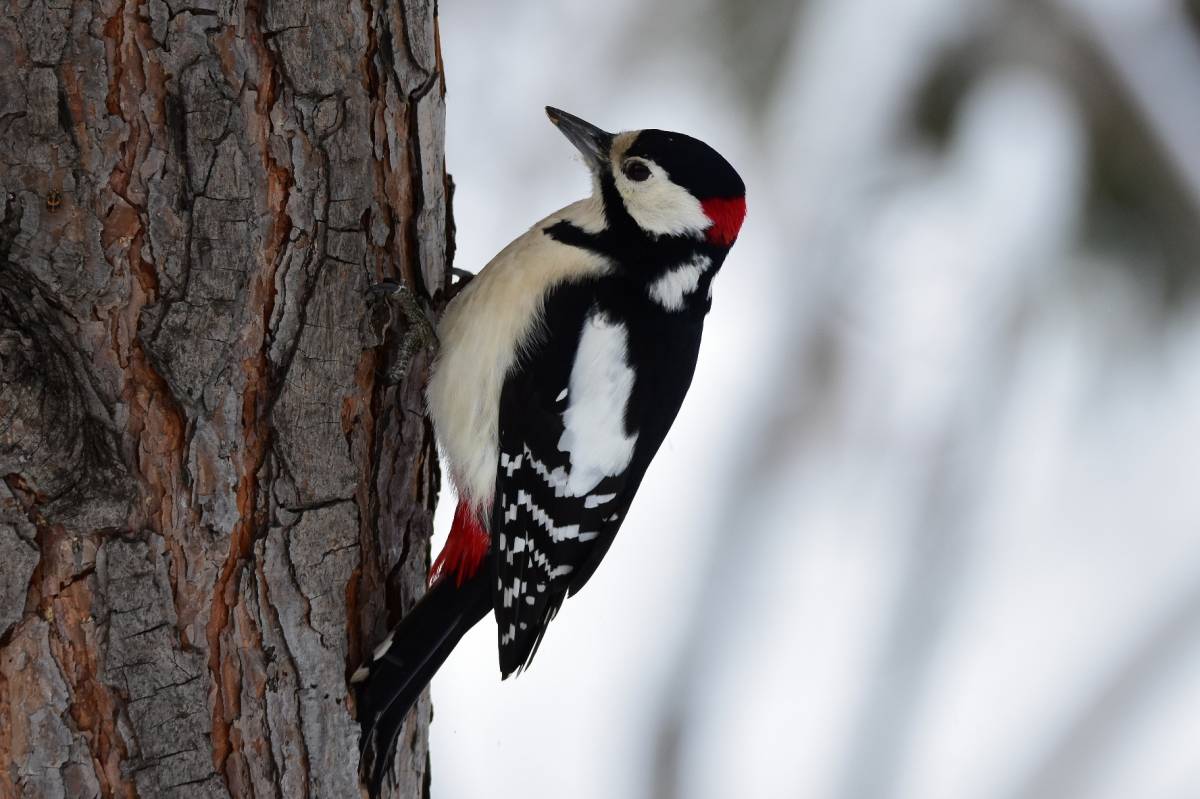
[356,569,492,795]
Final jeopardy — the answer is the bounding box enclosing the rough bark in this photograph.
[0,0,450,796]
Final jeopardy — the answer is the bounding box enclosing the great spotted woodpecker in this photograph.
[356,107,745,791]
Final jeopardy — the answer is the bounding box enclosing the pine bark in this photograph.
[0,0,449,796]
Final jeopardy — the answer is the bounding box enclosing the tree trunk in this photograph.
[0,0,449,796]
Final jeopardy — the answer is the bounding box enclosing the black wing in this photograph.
[490,279,704,676]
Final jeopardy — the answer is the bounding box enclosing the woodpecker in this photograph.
[356,107,746,792]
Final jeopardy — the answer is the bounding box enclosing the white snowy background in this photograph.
[427,1,1200,797]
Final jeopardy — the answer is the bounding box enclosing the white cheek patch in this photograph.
[649,254,712,311]
[615,161,712,239]
[557,312,638,496]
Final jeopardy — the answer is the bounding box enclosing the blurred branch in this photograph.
[918,0,1200,304]
[1058,0,1200,216]
[648,2,1002,796]
[831,418,1004,799]
[1052,0,1200,304]
[649,2,1198,797]
[1011,578,1200,799]
[616,0,807,117]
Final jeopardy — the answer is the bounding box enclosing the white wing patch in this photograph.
[649,255,711,311]
[557,312,638,496]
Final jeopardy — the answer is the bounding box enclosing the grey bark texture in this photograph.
[0,0,451,796]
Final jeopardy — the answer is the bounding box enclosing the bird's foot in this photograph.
[447,268,475,300]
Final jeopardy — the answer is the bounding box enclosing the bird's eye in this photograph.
[623,161,651,182]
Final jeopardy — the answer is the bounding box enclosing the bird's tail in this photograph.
[355,567,492,795]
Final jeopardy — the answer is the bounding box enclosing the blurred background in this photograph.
[429,1,1200,797]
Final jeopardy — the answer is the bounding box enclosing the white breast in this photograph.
[426,199,610,516]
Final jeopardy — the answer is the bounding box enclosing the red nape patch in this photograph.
[429,501,491,587]
[701,196,746,247]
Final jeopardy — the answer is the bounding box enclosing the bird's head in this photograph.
[546,107,746,248]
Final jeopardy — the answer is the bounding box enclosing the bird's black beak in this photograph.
[546,107,613,171]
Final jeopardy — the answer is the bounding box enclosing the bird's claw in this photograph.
[368,279,404,297]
